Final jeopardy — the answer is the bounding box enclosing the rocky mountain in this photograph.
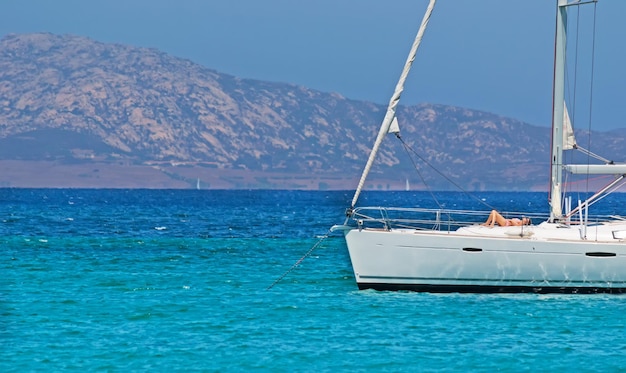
[0,33,623,190]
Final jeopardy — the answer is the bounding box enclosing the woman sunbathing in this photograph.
[483,210,531,227]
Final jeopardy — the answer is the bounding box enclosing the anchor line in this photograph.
[266,230,331,290]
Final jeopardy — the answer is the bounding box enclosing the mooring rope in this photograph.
[266,229,332,291]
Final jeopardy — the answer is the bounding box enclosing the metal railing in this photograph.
[349,206,550,233]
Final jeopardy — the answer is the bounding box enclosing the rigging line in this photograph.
[571,1,580,131]
[562,2,581,198]
[566,176,626,219]
[585,1,598,195]
[266,229,331,291]
[575,146,611,163]
[573,1,581,122]
[395,135,497,211]
[563,3,587,194]
[396,134,444,211]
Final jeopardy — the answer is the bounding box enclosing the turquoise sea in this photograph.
[3,189,626,372]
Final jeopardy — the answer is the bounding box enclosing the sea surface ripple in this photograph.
[2,189,626,371]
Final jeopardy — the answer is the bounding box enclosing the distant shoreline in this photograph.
[0,160,560,192]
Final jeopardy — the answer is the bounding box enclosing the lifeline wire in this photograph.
[266,230,331,290]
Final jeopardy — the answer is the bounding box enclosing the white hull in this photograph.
[340,222,626,293]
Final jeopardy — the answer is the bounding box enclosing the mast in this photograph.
[549,0,568,221]
[349,0,437,209]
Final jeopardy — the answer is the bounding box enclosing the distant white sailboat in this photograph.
[405,178,410,192]
[332,0,626,293]
[196,178,200,190]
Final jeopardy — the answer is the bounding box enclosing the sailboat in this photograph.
[332,0,626,293]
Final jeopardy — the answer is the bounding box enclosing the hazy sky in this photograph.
[2,0,626,130]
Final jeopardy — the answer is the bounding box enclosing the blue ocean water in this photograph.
[2,189,626,372]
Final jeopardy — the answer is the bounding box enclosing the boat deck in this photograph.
[345,206,626,243]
